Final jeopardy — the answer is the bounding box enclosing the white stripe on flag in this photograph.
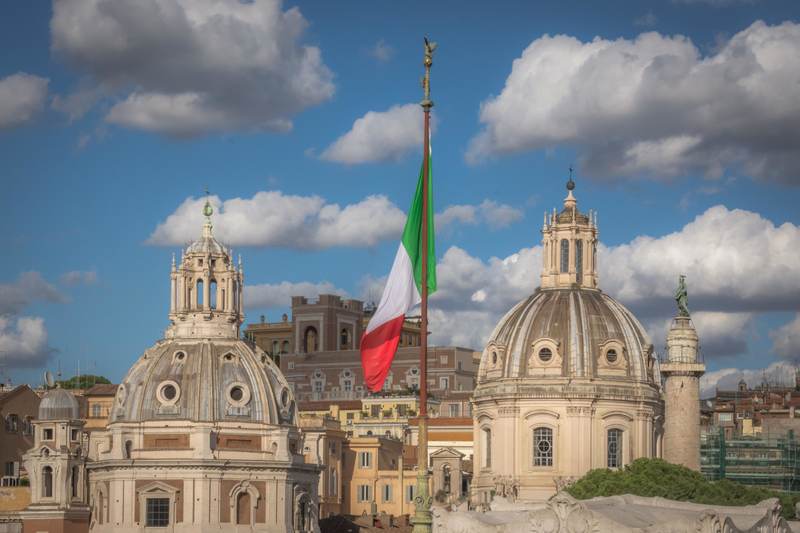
[365,243,421,335]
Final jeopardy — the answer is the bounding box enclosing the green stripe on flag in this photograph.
[401,152,437,296]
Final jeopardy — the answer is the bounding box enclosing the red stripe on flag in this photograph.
[360,315,405,392]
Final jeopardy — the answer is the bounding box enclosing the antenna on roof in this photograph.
[44,371,55,388]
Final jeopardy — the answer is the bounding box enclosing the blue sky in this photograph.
[1,0,799,395]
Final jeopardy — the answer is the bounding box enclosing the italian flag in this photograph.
[360,150,436,391]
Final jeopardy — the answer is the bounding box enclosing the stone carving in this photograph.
[431,492,792,533]
[676,275,690,317]
[493,475,519,502]
[498,407,521,418]
[553,476,577,492]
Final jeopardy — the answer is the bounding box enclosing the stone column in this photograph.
[170,274,177,312]
[661,316,705,471]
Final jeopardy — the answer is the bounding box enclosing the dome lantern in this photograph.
[540,169,598,289]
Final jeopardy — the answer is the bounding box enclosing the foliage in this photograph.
[382,409,393,417]
[435,489,447,504]
[49,375,111,390]
[564,458,800,521]
[19,477,29,487]
[406,409,417,417]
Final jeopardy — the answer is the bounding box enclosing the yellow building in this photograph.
[82,384,119,430]
[355,395,440,440]
[245,314,292,355]
[299,418,346,519]
[341,437,415,517]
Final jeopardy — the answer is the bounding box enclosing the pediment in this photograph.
[136,481,180,495]
[430,446,465,459]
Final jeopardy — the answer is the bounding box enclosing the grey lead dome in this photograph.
[479,288,656,383]
[39,387,81,420]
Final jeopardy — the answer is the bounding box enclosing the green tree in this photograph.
[564,458,800,521]
[49,375,111,390]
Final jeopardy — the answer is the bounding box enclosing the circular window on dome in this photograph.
[117,385,127,407]
[174,351,186,362]
[606,349,618,364]
[280,387,291,409]
[538,348,553,363]
[226,382,251,408]
[156,380,181,406]
[223,353,235,363]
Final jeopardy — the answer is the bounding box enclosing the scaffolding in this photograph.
[700,426,800,493]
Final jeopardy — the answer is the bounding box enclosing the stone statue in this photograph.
[675,275,690,317]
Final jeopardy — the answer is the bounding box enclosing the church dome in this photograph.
[39,387,81,420]
[479,288,655,383]
[110,338,296,425]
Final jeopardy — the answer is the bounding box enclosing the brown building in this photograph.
[300,418,346,520]
[0,385,41,487]
[245,294,478,401]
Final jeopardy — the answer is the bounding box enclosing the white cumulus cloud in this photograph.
[320,104,433,164]
[467,21,800,185]
[244,281,349,311]
[146,192,407,250]
[59,268,99,287]
[769,314,800,358]
[0,73,50,131]
[50,0,334,139]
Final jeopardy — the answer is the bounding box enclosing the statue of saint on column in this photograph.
[675,275,690,317]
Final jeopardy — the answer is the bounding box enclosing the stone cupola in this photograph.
[167,191,244,339]
[540,172,599,289]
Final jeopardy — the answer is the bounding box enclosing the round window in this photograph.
[537,440,552,454]
[410,367,418,376]
[344,370,351,377]
[224,354,234,362]
[117,385,127,407]
[175,351,186,361]
[226,382,251,407]
[607,349,618,363]
[539,348,553,362]
[315,371,322,378]
[492,352,498,365]
[157,380,181,406]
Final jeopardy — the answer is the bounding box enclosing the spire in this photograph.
[202,187,213,238]
[171,253,176,273]
[564,164,577,209]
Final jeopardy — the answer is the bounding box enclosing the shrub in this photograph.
[564,458,800,521]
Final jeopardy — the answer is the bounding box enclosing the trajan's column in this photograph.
[661,275,705,471]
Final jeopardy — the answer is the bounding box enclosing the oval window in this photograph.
[607,349,618,363]
[539,348,553,363]
[281,389,290,408]
[492,352,498,365]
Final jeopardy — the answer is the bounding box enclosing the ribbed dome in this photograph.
[110,338,296,425]
[186,235,227,254]
[478,288,656,383]
[39,387,81,420]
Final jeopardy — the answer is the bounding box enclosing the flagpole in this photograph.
[414,36,436,533]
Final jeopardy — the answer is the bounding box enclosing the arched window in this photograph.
[482,428,492,468]
[209,280,217,309]
[305,327,318,353]
[236,492,251,525]
[282,341,290,353]
[608,428,623,468]
[42,466,53,498]
[443,464,452,494]
[196,279,204,309]
[533,427,553,466]
[576,240,583,283]
[273,341,279,355]
[560,239,569,273]
[341,329,350,348]
[125,440,132,459]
